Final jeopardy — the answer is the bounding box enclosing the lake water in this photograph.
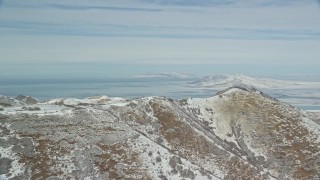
[0,78,210,100]
[0,77,319,111]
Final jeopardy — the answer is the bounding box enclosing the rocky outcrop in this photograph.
[0,88,319,179]
[15,95,38,105]
[0,96,24,107]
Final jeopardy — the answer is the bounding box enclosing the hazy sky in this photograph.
[0,0,320,66]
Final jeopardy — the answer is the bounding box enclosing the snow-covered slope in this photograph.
[0,88,319,179]
[190,74,320,90]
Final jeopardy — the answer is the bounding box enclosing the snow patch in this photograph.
[129,134,218,179]
[301,117,320,143]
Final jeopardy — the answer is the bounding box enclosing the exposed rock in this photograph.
[15,95,38,105]
[0,158,13,174]
[0,126,10,136]
[0,87,319,179]
[0,96,24,107]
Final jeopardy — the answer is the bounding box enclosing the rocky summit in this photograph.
[0,87,319,180]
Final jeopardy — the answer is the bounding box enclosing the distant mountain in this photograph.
[15,95,38,105]
[134,72,194,79]
[190,74,298,89]
[1,87,319,179]
[0,95,26,107]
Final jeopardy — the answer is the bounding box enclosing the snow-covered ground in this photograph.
[191,74,320,89]
[0,86,319,179]
[189,74,320,110]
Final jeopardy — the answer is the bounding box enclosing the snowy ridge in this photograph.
[191,74,298,89]
[0,87,319,179]
[0,95,26,107]
[46,95,125,106]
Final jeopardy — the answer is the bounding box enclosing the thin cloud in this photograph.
[139,0,234,6]
[1,20,319,41]
[47,4,163,12]
[138,0,310,7]
[4,1,162,12]
[0,0,319,65]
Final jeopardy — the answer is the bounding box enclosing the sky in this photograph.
[0,0,320,78]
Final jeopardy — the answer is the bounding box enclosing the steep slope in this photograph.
[0,88,319,179]
[182,86,320,179]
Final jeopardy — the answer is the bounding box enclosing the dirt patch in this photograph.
[18,133,71,180]
[95,142,151,180]
[224,156,267,180]
[220,91,320,179]
[123,111,148,125]
[149,101,213,158]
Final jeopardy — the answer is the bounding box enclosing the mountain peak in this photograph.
[216,83,257,95]
[0,89,319,179]
[191,74,297,90]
